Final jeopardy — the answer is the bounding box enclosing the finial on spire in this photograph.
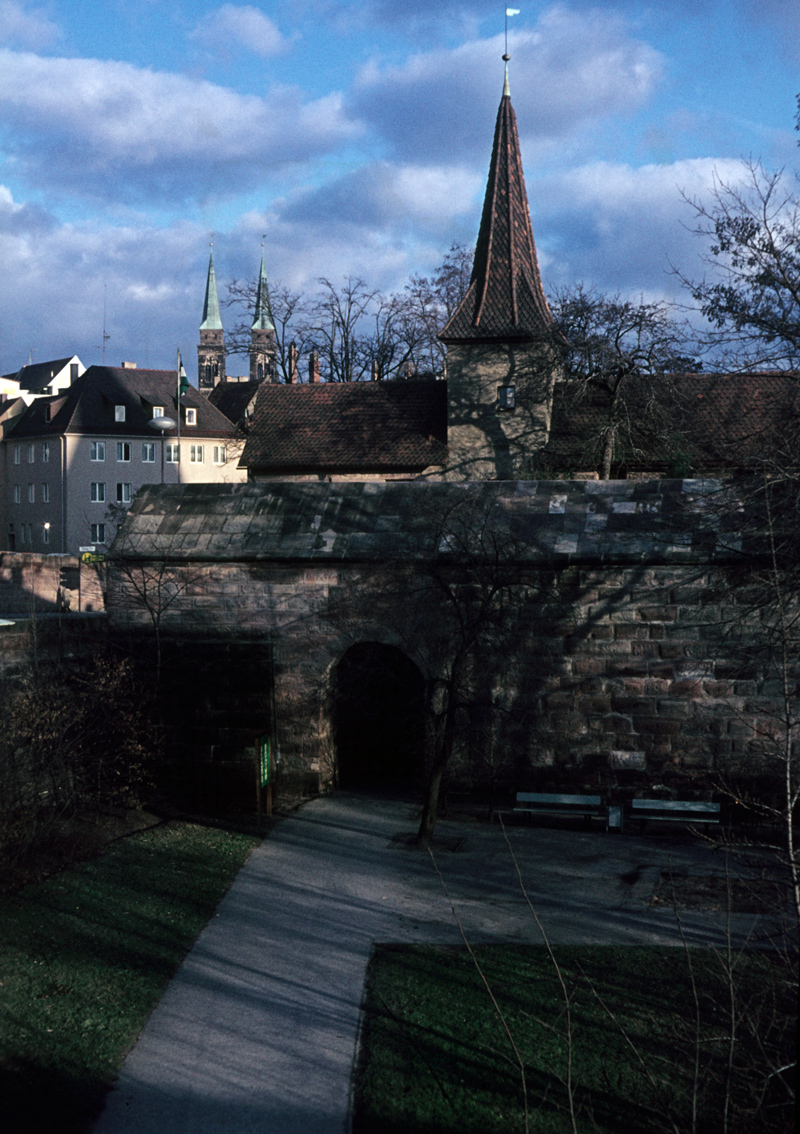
[503,6,519,94]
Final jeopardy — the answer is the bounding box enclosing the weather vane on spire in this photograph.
[504,7,519,61]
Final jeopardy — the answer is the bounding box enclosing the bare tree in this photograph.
[546,285,699,478]
[678,160,800,371]
[405,241,473,374]
[224,278,314,382]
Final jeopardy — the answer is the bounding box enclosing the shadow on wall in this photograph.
[0,554,105,614]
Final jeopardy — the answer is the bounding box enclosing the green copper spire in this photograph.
[251,251,275,333]
[199,249,223,331]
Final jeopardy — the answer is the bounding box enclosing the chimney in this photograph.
[121,361,137,369]
[371,360,380,382]
[289,341,298,384]
[309,350,321,384]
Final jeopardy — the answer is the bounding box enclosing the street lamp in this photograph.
[149,416,177,484]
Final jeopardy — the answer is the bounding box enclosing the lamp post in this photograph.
[149,417,177,484]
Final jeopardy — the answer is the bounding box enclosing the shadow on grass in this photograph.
[352,943,796,1134]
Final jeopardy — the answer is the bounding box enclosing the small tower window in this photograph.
[497,385,516,410]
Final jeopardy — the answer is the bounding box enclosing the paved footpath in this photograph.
[92,792,772,1134]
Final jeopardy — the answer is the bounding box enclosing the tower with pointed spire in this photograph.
[250,251,277,383]
[439,61,560,479]
[198,247,226,395]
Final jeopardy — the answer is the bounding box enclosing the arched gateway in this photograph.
[333,643,425,789]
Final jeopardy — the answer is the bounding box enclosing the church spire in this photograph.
[198,244,226,393]
[440,66,552,344]
[251,251,275,334]
[200,248,223,331]
[250,245,277,383]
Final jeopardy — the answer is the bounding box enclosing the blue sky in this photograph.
[0,0,797,379]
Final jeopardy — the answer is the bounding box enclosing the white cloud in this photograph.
[350,10,664,163]
[0,1,58,48]
[0,49,359,203]
[533,157,748,298]
[283,161,483,230]
[189,4,289,59]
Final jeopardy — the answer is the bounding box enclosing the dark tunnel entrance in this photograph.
[334,643,425,789]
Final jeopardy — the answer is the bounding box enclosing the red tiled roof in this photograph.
[544,371,800,472]
[241,380,448,473]
[440,86,553,344]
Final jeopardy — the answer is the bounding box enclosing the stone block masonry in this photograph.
[106,479,790,801]
[0,552,105,615]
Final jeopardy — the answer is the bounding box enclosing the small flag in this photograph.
[506,7,520,15]
[178,351,189,396]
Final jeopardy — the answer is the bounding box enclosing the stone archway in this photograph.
[333,642,425,789]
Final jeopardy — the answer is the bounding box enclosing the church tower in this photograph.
[439,61,559,479]
[250,251,277,383]
[198,248,226,395]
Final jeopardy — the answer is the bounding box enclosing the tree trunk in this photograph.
[416,680,460,849]
[601,427,615,480]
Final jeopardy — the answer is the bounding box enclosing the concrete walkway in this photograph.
[92,792,775,1134]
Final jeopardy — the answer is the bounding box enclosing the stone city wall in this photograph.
[0,552,105,615]
[108,555,775,801]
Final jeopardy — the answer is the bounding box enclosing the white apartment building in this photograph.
[3,364,245,555]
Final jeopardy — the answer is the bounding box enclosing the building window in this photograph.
[42,442,50,462]
[116,442,131,462]
[91,523,106,544]
[91,440,105,461]
[213,445,226,464]
[41,483,49,503]
[28,483,35,503]
[152,406,164,418]
[27,443,35,463]
[13,444,20,464]
[142,442,156,462]
[13,484,20,504]
[497,385,516,410]
[91,482,105,503]
[115,405,126,422]
[116,482,132,504]
[190,444,204,463]
[42,524,50,546]
[185,408,197,426]
[70,362,79,381]
[166,443,179,463]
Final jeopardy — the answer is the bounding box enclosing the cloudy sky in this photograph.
[1,0,796,379]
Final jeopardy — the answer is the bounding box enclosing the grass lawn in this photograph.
[0,819,260,1134]
[353,943,796,1134]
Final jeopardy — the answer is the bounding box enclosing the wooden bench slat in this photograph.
[516,793,601,806]
[631,799,720,824]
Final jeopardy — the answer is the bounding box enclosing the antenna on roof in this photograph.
[96,284,110,364]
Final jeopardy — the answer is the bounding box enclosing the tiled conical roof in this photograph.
[440,68,553,344]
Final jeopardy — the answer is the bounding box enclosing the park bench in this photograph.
[515,792,604,826]
[630,798,720,831]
